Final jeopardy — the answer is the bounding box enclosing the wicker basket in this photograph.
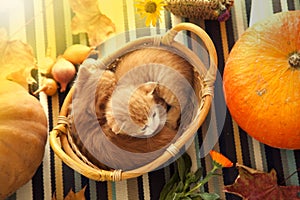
[49,23,218,181]
[165,0,234,21]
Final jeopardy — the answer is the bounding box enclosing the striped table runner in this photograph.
[2,0,299,199]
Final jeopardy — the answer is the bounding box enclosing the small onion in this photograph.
[62,44,94,64]
[51,57,76,92]
[33,78,58,96]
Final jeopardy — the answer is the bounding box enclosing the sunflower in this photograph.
[135,0,166,26]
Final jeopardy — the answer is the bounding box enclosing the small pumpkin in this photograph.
[0,80,48,199]
[223,11,300,149]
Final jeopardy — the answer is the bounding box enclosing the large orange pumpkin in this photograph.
[0,80,48,199]
[223,11,300,149]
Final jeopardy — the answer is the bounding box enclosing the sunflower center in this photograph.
[145,1,157,13]
[289,52,300,69]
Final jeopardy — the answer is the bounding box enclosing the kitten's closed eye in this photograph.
[141,125,148,131]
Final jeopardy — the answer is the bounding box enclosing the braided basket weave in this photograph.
[165,0,234,21]
[50,23,218,181]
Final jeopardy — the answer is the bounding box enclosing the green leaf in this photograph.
[182,153,192,173]
[193,168,203,183]
[173,192,184,200]
[175,181,184,193]
[199,193,220,200]
[163,181,185,200]
[177,156,187,182]
[183,174,193,192]
[190,194,203,200]
[164,184,178,200]
[191,196,203,200]
[159,183,177,200]
[188,193,203,200]
[180,196,193,200]
[188,193,202,198]
[186,168,203,185]
[159,171,179,200]
[177,153,192,182]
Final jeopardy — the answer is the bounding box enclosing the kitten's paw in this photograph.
[111,125,121,134]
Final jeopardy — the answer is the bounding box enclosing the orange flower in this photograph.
[209,150,233,168]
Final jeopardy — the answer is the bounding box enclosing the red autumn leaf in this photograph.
[224,164,300,200]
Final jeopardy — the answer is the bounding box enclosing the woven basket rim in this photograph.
[49,22,218,181]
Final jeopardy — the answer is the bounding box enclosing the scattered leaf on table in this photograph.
[0,28,36,88]
[69,0,116,46]
[224,163,300,200]
[52,186,86,200]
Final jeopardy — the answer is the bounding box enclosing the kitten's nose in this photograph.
[144,123,162,137]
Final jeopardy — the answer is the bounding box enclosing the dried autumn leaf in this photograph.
[0,28,7,50]
[224,164,300,200]
[0,28,36,88]
[52,186,86,200]
[69,0,116,46]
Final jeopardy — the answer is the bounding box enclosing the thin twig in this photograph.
[280,168,300,185]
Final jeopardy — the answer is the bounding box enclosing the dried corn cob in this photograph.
[164,0,234,21]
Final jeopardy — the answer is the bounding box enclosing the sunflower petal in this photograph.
[134,0,165,27]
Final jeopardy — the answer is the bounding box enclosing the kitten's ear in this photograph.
[145,82,159,95]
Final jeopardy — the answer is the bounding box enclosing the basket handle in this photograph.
[161,22,218,97]
[125,23,218,175]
